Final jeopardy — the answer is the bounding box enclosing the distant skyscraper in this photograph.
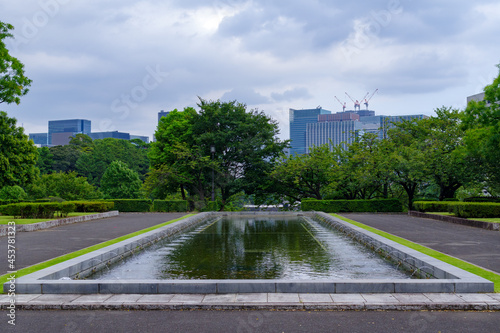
[289,107,331,155]
[48,119,91,146]
[305,113,428,153]
[158,110,169,124]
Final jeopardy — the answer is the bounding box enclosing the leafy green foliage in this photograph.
[152,200,188,212]
[0,112,38,187]
[270,144,338,203]
[412,201,453,212]
[0,202,76,219]
[148,100,289,209]
[301,199,402,213]
[450,202,500,218]
[26,171,101,201]
[76,137,149,186]
[0,21,32,105]
[36,147,53,175]
[107,199,152,212]
[100,161,142,199]
[462,64,500,192]
[0,185,27,201]
[67,201,114,213]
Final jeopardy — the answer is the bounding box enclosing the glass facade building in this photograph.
[29,133,48,147]
[48,119,91,146]
[89,131,130,140]
[305,114,428,153]
[289,107,331,155]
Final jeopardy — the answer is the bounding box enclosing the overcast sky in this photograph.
[2,0,499,141]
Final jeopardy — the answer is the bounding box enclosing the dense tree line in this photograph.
[1,19,499,209]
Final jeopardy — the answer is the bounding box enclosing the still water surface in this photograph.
[91,216,410,280]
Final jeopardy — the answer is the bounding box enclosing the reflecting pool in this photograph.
[91,216,410,280]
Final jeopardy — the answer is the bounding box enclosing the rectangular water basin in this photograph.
[6,212,494,294]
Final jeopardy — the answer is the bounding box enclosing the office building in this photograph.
[89,131,130,140]
[130,135,150,143]
[300,110,427,154]
[158,110,169,124]
[29,133,48,147]
[289,107,332,155]
[48,119,91,146]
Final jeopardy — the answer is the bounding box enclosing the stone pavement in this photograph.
[1,292,500,311]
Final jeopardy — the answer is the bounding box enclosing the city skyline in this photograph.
[2,1,500,141]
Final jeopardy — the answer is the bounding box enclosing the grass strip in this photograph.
[332,214,500,293]
[0,214,196,293]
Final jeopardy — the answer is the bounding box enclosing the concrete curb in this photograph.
[409,211,499,231]
[0,211,119,236]
[1,293,499,311]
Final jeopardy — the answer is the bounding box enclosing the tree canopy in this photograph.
[0,21,32,105]
[147,99,289,208]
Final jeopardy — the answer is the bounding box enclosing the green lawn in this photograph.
[427,212,500,223]
[332,214,500,293]
[0,212,97,225]
[0,214,195,293]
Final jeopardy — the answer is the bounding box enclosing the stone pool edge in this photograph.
[5,212,494,294]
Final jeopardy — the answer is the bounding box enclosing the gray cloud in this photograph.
[1,0,499,140]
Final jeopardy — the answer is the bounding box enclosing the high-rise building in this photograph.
[130,135,150,143]
[303,111,428,154]
[158,110,169,124]
[289,107,331,155]
[48,119,91,146]
[29,133,48,147]
[89,131,130,140]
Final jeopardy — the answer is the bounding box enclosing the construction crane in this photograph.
[334,96,346,111]
[363,89,378,110]
[345,92,361,111]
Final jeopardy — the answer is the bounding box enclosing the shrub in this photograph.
[0,185,28,201]
[68,201,115,213]
[451,202,500,218]
[205,201,218,212]
[301,199,402,213]
[0,202,76,218]
[107,199,152,212]
[463,197,500,203]
[412,201,452,212]
[152,200,188,212]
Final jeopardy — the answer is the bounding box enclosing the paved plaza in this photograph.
[1,212,499,329]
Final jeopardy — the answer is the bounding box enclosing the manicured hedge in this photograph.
[464,197,500,203]
[152,200,188,212]
[107,199,152,212]
[449,202,500,218]
[412,201,451,213]
[0,202,76,218]
[67,201,114,213]
[301,199,402,213]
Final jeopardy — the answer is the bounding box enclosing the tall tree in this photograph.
[0,21,32,105]
[270,144,338,203]
[100,161,142,199]
[191,99,289,207]
[0,112,38,187]
[462,64,500,192]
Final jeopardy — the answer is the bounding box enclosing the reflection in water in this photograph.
[91,217,410,280]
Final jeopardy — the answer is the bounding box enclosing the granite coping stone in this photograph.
[2,293,499,310]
